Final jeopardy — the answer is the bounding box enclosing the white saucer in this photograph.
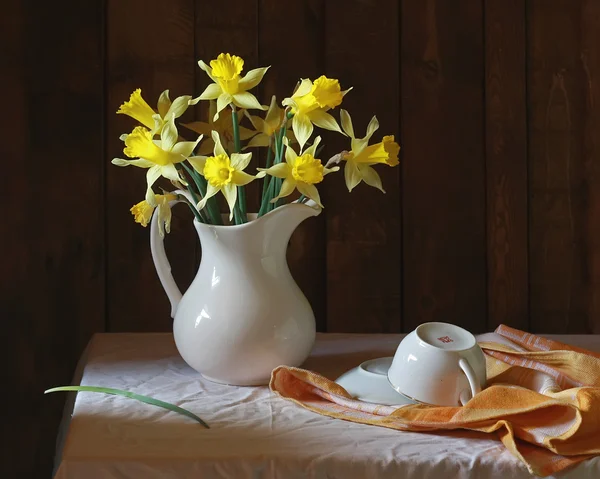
[335,357,414,406]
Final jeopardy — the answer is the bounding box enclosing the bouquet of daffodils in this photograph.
[112,53,400,235]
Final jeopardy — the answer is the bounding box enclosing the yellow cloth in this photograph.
[270,325,600,477]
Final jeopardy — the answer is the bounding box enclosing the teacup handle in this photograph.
[458,358,481,406]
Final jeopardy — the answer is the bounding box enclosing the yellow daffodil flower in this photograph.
[188,131,264,220]
[338,109,400,193]
[189,53,269,121]
[282,76,351,150]
[112,117,202,205]
[259,137,339,208]
[117,88,191,136]
[245,95,295,149]
[130,193,177,237]
[182,101,256,155]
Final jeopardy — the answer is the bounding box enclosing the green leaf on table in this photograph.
[44,385,209,429]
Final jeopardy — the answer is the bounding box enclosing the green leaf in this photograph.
[45,386,209,428]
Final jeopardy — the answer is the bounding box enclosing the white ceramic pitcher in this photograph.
[150,194,319,386]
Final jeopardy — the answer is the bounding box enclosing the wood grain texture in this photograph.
[528,0,589,333]
[485,0,529,331]
[582,0,600,333]
[1,1,105,476]
[324,0,401,333]
[9,6,600,475]
[106,0,196,332]
[401,0,487,333]
[258,0,328,332]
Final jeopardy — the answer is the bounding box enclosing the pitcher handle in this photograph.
[458,358,481,406]
[150,190,192,318]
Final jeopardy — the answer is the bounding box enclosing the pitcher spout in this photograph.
[260,199,321,242]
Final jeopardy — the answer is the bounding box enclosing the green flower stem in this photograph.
[261,139,273,201]
[177,194,206,224]
[272,126,287,210]
[231,106,247,225]
[176,164,208,223]
[257,140,276,218]
[45,386,209,428]
[182,161,222,225]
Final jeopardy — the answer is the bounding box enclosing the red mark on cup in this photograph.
[437,336,453,343]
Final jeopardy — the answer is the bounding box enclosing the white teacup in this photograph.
[387,322,486,406]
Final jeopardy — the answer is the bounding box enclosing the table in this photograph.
[54,333,600,478]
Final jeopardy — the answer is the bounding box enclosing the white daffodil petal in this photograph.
[188,156,207,174]
[172,135,203,157]
[308,109,343,134]
[215,93,233,120]
[146,186,157,206]
[364,115,380,142]
[161,115,178,151]
[157,90,171,118]
[181,121,211,135]
[146,165,163,203]
[340,109,355,138]
[292,114,313,151]
[232,170,256,186]
[157,198,173,237]
[296,182,323,208]
[199,83,222,101]
[264,95,279,126]
[360,165,385,193]
[245,134,271,149]
[324,165,340,176]
[211,131,226,157]
[197,183,219,210]
[284,142,298,166]
[304,136,322,158]
[281,97,296,109]
[166,95,192,119]
[261,163,289,179]
[230,152,252,170]
[222,183,238,221]
[197,141,214,155]
[245,112,264,131]
[111,158,155,168]
[344,161,362,192]
[293,78,313,97]
[159,163,181,184]
[238,66,270,90]
[198,60,217,82]
[271,177,296,203]
[232,92,265,111]
[239,125,257,140]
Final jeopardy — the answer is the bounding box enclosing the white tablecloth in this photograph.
[54,333,600,478]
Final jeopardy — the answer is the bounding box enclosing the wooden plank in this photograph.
[582,0,600,334]
[528,0,589,333]
[106,0,196,332]
[485,0,529,331]
[194,0,260,213]
[402,0,486,333]
[258,0,327,332]
[2,0,105,476]
[325,0,401,333]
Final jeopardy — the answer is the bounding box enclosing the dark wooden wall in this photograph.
[4,0,600,477]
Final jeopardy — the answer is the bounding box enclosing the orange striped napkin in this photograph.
[270,325,600,477]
